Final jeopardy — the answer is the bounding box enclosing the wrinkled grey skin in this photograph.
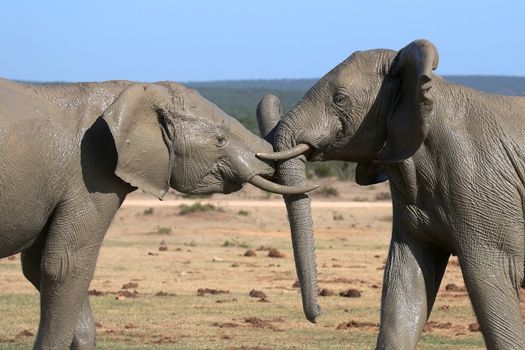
[271,40,525,349]
[0,78,283,350]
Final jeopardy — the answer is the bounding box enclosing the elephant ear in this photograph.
[355,162,388,186]
[380,39,439,162]
[103,84,174,199]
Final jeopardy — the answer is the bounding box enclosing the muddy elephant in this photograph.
[0,78,312,350]
[258,40,525,349]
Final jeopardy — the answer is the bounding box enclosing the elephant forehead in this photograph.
[336,49,396,78]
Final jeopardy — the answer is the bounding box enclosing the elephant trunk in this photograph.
[257,96,321,323]
[276,129,321,323]
[256,94,283,144]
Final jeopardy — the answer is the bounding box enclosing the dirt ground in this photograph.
[0,179,514,349]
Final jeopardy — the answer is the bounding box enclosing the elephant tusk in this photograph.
[249,175,318,195]
[256,143,311,161]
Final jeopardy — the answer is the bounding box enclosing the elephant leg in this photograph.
[22,229,96,350]
[33,201,110,350]
[460,250,525,349]
[376,231,449,350]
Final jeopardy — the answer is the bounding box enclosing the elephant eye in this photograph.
[216,135,227,148]
[332,93,348,106]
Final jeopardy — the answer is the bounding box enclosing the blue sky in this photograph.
[1,1,524,82]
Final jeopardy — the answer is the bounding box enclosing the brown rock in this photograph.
[469,323,481,332]
[268,248,285,258]
[319,288,336,297]
[197,288,229,296]
[88,289,106,296]
[249,289,267,299]
[445,283,466,292]
[159,240,168,251]
[212,321,239,328]
[336,320,378,330]
[116,290,139,299]
[15,329,35,338]
[122,282,139,289]
[244,249,257,257]
[339,289,361,298]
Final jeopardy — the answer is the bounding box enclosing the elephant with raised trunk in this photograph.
[258,40,525,349]
[0,78,313,350]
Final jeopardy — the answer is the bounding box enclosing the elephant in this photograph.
[257,39,525,349]
[0,78,313,350]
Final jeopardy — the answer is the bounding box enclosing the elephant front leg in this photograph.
[376,230,449,350]
[22,235,96,350]
[32,200,114,350]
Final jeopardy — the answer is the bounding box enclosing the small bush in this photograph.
[238,210,249,216]
[375,191,392,200]
[184,240,197,247]
[222,238,250,248]
[156,226,172,235]
[333,212,344,221]
[143,207,154,215]
[179,202,216,215]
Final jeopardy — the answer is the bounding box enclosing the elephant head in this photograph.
[102,82,316,198]
[258,39,439,322]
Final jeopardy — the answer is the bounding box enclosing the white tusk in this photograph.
[256,143,311,161]
[249,175,318,195]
